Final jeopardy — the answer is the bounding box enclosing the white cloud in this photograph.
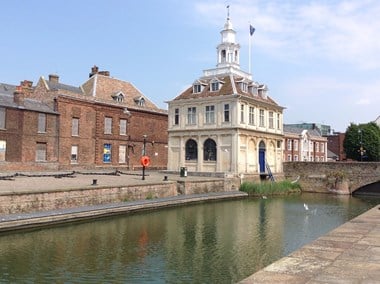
[194,0,380,70]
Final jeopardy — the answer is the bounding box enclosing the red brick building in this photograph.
[0,81,59,171]
[326,132,346,161]
[283,125,327,162]
[0,66,168,171]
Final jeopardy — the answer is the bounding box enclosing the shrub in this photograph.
[240,180,301,196]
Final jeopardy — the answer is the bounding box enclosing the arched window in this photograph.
[185,139,198,160]
[204,138,217,161]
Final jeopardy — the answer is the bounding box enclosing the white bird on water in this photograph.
[304,203,309,211]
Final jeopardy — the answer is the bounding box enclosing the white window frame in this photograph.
[205,105,215,124]
[104,117,112,134]
[211,81,219,92]
[294,140,298,151]
[174,108,179,125]
[0,140,6,161]
[259,109,265,127]
[240,104,245,123]
[36,142,47,161]
[249,106,255,125]
[38,113,46,133]
[187,107,196,125]
[71,145,78,163]
[269,111,274,129]
[119,145,127,164]
[287,139,292,151]
[193,84,201,93]
[72,118,79,136]
[224,104,230,122]
[0,107,5,129]
[120,119,127,135]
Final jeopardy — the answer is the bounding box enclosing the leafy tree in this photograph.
[343,122,380,161]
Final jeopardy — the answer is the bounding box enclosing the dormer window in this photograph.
[240,82,248,93]
[112,92,125,102]
[193,84,202,94]
[249,86,258,96]
[134,96,145,106]
[211,81,219,92]
[258,85,268,99]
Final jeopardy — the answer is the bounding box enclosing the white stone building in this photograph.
[167,15,284,176]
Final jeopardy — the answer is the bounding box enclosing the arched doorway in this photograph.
[258,141,266,173]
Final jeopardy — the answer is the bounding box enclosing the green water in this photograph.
[0,194,379,283]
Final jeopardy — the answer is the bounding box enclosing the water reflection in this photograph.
[0,194,379,283]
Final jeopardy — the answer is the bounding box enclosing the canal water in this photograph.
[0,193,379,283]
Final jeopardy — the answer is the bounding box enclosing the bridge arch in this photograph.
[284,162,380,195]
[352,181,380,196]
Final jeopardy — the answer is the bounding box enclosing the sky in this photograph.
[1,0,379,132]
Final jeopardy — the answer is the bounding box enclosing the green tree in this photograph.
[343,122,380,161]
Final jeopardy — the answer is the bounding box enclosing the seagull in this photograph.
[303,203,309,211]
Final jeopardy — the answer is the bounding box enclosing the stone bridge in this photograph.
[283,162,380,195]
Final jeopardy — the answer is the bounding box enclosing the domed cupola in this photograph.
[217,11,240,69]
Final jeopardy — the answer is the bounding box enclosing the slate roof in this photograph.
[45,80,83,94]
[0,83,17,95]
[172,74,280,107]
[0,93,57,114]
[283,125,323,138]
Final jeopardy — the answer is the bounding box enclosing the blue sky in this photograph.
[1,0,379,132]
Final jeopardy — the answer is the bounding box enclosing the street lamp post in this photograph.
[142,134,147,180]
[358,129,365,162]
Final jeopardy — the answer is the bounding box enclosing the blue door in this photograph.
[259,149,265,173]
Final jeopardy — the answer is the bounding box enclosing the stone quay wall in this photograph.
[0,175,241,215]
[0,183,178,215]
[284,161,380,194]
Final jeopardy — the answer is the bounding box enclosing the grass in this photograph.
[240,180,301,196]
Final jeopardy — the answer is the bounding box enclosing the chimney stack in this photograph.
[89,65,110,78]
[20,80,33,95]
[13,85,25,106]
[49,74,59,83]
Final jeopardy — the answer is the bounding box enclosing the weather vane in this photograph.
[226,4,230,19]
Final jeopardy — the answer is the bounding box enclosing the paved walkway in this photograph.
[240,204,380,283]
[0,170,214,194]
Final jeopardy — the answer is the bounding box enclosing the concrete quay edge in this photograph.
[0,191,247,233]
[240,204,380,284]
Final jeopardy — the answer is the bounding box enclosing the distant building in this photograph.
[285,123,331,136]
[326,132,346,161]
[0,66,168,171]
[167,15,284,176]
[283,125,327,162]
